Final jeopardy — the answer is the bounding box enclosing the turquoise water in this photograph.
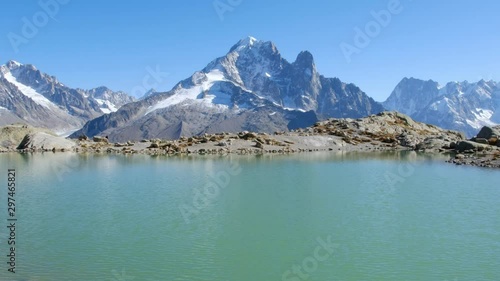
[0,152,499,281]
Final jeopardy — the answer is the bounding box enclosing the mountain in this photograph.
[72,36,383,141]
[139,88,158,100]
[85,86,135,114]
[0,61,135,135]
[383,78,500,137]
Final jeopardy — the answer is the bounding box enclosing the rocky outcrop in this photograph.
[454,125,500,152]
[446,125,500,168]
[17,132,76,151]
[303,111,464,151]
[0,124,53,149]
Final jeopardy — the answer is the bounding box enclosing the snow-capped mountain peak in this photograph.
[229,36,261,52]
[136,36,382,120]
[72,37,383,141]
[6,60,22,68]
[239,36,258,46]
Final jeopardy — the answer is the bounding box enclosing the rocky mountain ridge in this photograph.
[0,60,135,135]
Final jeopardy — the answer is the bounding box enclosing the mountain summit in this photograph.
[72,37,383,141]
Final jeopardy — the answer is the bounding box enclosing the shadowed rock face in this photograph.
[475,125,500,140]
[72,37,383,142]
[17,132,76,150]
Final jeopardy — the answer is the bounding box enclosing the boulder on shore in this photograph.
[476,126,500,140]
[456,141,489,153]
[93,136,109,143]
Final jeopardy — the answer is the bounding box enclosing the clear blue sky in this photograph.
[1,0,498,101]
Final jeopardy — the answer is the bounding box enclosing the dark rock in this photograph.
[148,143,159,149]
[476,126,500,139]
[456,141,489,152]
[255,141,264,149]
[241,132,258,140]
[473,138,489,144]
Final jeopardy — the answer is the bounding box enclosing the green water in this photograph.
[0,152,498,281]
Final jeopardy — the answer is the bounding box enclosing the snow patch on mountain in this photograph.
[144,70,227,116]
[467,109,495,129]
[94,98,118,114]
[3,71,54,109]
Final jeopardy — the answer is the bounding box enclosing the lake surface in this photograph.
[0,152,499,281]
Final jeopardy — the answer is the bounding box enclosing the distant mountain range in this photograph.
[0,61,135,135]
[383,78,500,137]
[1,37,497,140]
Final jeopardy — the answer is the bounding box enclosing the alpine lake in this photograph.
[0,151,498,281]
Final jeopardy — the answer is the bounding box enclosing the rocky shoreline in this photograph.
[445,126,500,168]
[2,112,500,169]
